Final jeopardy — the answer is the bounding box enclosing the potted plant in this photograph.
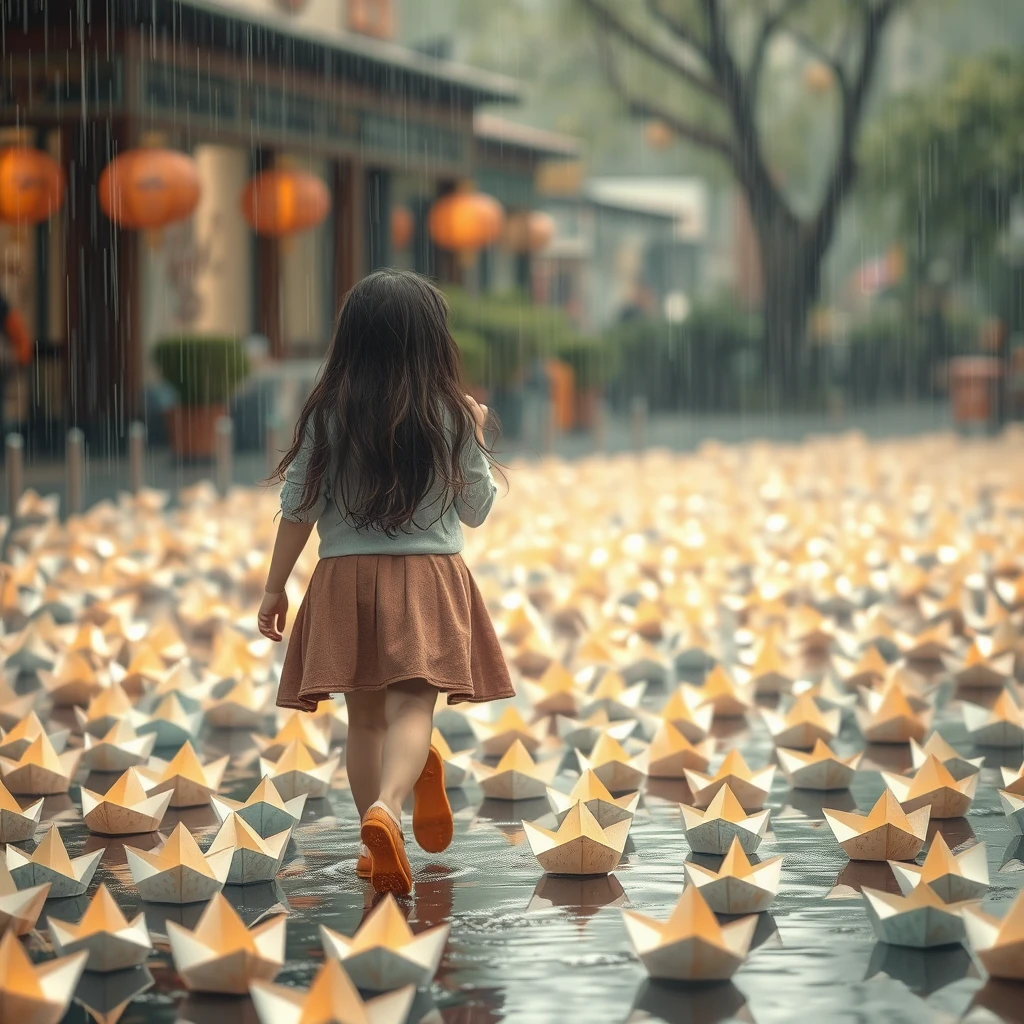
[153,335,250,459]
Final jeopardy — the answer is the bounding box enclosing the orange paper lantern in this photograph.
[99,149,201,230]
[644,120,674,150]
[804,62,832,94]
[504,211,556,253]
[0,147,65,225]
[428,191,504,252]
[242,169,331,237]
[391,205,415,250]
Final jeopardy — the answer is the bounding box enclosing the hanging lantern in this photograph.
[99,149,201,230]
[503,211,556,254]
[241,169,330,237]
[0,147,65,226]
[391,205,415,251]
[644,120,674,151]
[804,62,832,94]
[428,191,504,253]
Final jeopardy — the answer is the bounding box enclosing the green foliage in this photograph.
[452,329,489,389]
[153,336,251,407]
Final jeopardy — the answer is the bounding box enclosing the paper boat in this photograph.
[211,777,307,839]
[689,666,751,719]
[658,686,714,743]
[554,710,637,752]
[909,734,983,781]
[622,883,757,981]
[0,731,81,795]
[684,750,775,812]
[0,929,88,1024]
[279,693,348,743]
[473,739,560,801]
[251,711,332,762]
[737,628,796,695]
[861,884,973,948]
[683,835,783,914]
[681,784,771,856]
[889,833,989,903]
[249,958,415,1024]
[895,621,955,663]
[125,822,233,904]
[579,671,646,721]
[48,883,152,972]
[38,651,107,706]
[524,800,630,876]
[206,813,290,885]
[141,741,229,808]
[776,740,862,791]
[0,776,43,842]
[468,706,546,757]
[1000,789,1024,832]
[82,720,157,773]
[963,690,1024,748]
[167,892,286,994]
[547,769,639,827]
[761,693,841,750]
[73,684,139,738]
[521,662,579,717]
[135,694,203,747]
[881,754,978,818]
[954,643,1015,690]
[202,678,274,730]
[6,824,103,897]
[428,728,474,789]
[0,859,48,936]
[823,790,929,861]
[834,644,889,691]
[576,733,649,794]
[81,767,174,835]
[646,721,714,778]
[855,685,931,744]
[962,889,1024,980]
[319,893,449,991]
[0,711,68,761]
[259,741,340,800]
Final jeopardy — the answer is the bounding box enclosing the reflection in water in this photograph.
[779,787,858,820]
[969,980,1024,1024]
[627,978,752,1024]
[175,992,262,1024]
[526,873,629,923]
[74,965,155,1024]
[860,743,913,773]
[864,941,976,996]
[928,816,976,848]
[829,860,901,898]
[645,778,695,806]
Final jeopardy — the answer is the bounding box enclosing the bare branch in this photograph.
[578,0,723,100]
[749,0,813,92]
[785,26,851,101]
[644,0,711,60]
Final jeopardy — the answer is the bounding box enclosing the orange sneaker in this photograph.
[356,844,371,878]
[412,745,454,853]
[361,804,413,895]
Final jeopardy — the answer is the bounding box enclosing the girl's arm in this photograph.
[455,396,497,528]
[258,519,314,642]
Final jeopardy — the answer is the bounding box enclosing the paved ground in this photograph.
[3,403,956,515]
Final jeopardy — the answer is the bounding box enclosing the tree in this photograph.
[578,0,909,402]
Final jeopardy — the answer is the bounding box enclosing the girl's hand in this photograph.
[258,590,289,642]
[465,395,488,444]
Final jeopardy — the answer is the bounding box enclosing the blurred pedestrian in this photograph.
[258,269,514,895]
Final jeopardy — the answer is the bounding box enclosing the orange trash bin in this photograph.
[949,356,1001,428]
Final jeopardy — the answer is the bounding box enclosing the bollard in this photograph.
[631,395,648,453]
[215,415,234,497]
[128,421,146,494]
[592,396,607,454]
[5,433,23,516]
[66,428,85,517]
[542,396,556,456]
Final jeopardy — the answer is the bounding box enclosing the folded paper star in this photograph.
[622,883,757,982]
[48,883,151,972]
[547,769,639,828]
[962,889,1024,980]
[576,733,649,794]
[909,733,983,781]
[468,706,546,758]
[81,767,173,836]
[141,741,229,808]
[861,883,973,948]
[889,833,989,903]
[776,739,862,791]
[473,739,560,801]
[881,753,978,819]
[824,790,929,862]
[319,893,449,992]
[211,777,307,839]
[7,824,103,898]
[683,835,783,914]
[125,822,233,904]
[962,690,1024,748]
[167,892,286,994]
[206,813,290,886]
[0,928,88,1024]
[0,859,48,936]
[524,799,631,876]
[681,784,771,856]
[258,740,340,801]
[249,958,415,1024]
[762,692,841,750]
[81,720,157,773]
[684,750,775,813]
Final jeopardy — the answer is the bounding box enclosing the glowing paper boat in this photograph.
[1000,762,1024,796]
[206,813,291,885]
[910,734,983,781]
[211,777,307,839]
[38,651,107,707]
[82,720,157,773]
[646,721,714,778]
[895,621,955,663]
[823,790,929,862]
[249,958,415,1024]
[521,662,579,717]
[622,884,757,982]
[81,767,173,835]
[428,728,474,789]
[125,822,233,904]
[881,754,978,819]
[135,694,203,747]
[203,678,275,730]
[0,711,69,761]
[1000,789,1024,832]
[6,824,103,898]
[684,750,775,812]
[576,733,649,794]
[473,739,560,801]
[855,685,931,744]
[689,666,751,719]
[683,835,783,914]
[962,690,1024,748]
[319,893,449,992]
[258,740,340,800]
[681,784,770,856]
[776,740,862,791]
[657,686,713,743]
[0,731,81,796]
[251,711,332,762]
[861,884,972,948]
[167,892,286,994]
[761,693,841,750]
[468,706,546,757]
[834,644,889,691]
[0,859,48,936]
[48,883,151,972]
[889,833,989,903]
[73,684,139,738]
[547,769,639,827]
[141,741,229,808]
[579,671,646,721]
[0,929,88,1024]
[962,889,1024,980]
[554,710,637,752]
[953,643,1014,690]
[737,629,796,695]
[524,800,630,876]
[0,777,43,842]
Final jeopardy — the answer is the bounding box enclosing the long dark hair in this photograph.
[270,269,498,536]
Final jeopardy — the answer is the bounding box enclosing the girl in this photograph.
[257,269,514,896]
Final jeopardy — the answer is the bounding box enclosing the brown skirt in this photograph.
[277,553,516,712]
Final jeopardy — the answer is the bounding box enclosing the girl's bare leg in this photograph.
[376,678,437,820]
[343,689,387,821]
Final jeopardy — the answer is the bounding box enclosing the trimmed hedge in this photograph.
[153,336,251,407]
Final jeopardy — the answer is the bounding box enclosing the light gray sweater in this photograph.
[279,422,498,557]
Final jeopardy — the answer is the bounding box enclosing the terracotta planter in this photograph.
[164,404,226,459]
